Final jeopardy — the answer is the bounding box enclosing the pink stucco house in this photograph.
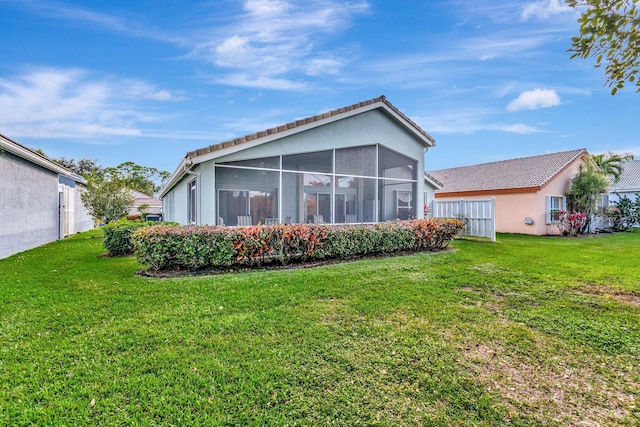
[428,149,588,235]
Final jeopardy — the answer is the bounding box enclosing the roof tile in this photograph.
[610,160,640,191]
[428,149,587,194]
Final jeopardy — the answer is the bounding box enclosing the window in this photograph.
[546,195,566,224]
[187,179,197,224]
[597,194,610,215]
[396,190,412,220]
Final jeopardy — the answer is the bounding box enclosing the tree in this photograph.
[53,157,103,177]
[104,161,170,196]
[591,151,635,182]
[568,161,610,232]
[567,0,640,94]
[80,174,134,224]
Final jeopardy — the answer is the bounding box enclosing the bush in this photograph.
[133,219,464,272]
[556,211,587,236]
[606,193,640,231]
[103,219,178,256]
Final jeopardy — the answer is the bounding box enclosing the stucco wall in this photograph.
[0,152,61,258]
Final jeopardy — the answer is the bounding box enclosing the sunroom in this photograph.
[160,96,436,226]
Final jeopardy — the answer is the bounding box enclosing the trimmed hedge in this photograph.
[103,219,178,256]
[132,219,464,272]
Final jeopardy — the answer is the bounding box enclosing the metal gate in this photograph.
[431,198,496,242]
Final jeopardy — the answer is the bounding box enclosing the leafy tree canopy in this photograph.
[80,175,134,224]
[567,0,640,95]
[104,161,170,196]
[53,157,103,177]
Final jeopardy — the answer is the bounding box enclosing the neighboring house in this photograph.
[160,96,436,226]
[0,133,93,259]
[427,149,588,235]
[607,160,640,204]
[129,190,162,216]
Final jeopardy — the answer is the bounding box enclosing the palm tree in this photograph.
[568,162,610,233]
[591,152,635,183]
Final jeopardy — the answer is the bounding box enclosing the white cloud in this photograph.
[0,68,184,139]
[413,106,545,135]
[507,88,561,111]
[214,74,307,91]
[23,1,187,45]
[503,123,544,134]
[189,0,370,89]
[244,0,290,16]
[123,81,187,102]
[521,0,572,21]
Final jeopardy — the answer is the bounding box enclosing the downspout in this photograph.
[183,159,201,225]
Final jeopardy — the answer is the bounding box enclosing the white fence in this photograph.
[431,198,496,242]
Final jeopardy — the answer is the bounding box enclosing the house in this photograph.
[160,96,436,226]
[128,190,163,217]
[607,160,640,204]
[427,149,588,235]
[0,133,94,259]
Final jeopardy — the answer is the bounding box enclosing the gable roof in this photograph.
[428,149,587,197]
[186,95,434,162]
[0,133,86,184]
[160,96,434,197]
[424,172,444,190]
[610,160,640,192]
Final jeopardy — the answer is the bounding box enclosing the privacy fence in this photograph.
[431,198,496,242]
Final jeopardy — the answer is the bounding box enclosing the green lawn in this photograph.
[1,230,638,426]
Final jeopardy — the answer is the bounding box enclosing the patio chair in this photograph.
[237,215,252,226]
[345,214,357,223]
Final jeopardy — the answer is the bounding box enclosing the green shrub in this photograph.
[133,219,464,272]
[103,219,178,256]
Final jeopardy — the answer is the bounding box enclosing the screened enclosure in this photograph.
[214,144,418,226]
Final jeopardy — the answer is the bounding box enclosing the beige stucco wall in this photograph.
[435,157,585,235]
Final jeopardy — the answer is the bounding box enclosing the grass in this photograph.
[1,230,638,426]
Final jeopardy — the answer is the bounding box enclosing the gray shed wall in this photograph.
[0,152,61,258]
[0,151,93,259]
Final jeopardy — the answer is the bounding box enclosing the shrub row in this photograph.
[132,218,464,272]
[103,219,178,256]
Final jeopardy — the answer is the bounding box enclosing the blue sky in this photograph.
[1,0,638,175]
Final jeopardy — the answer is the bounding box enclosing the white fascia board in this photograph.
[424,174,443,190]
[158,157,188,198]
